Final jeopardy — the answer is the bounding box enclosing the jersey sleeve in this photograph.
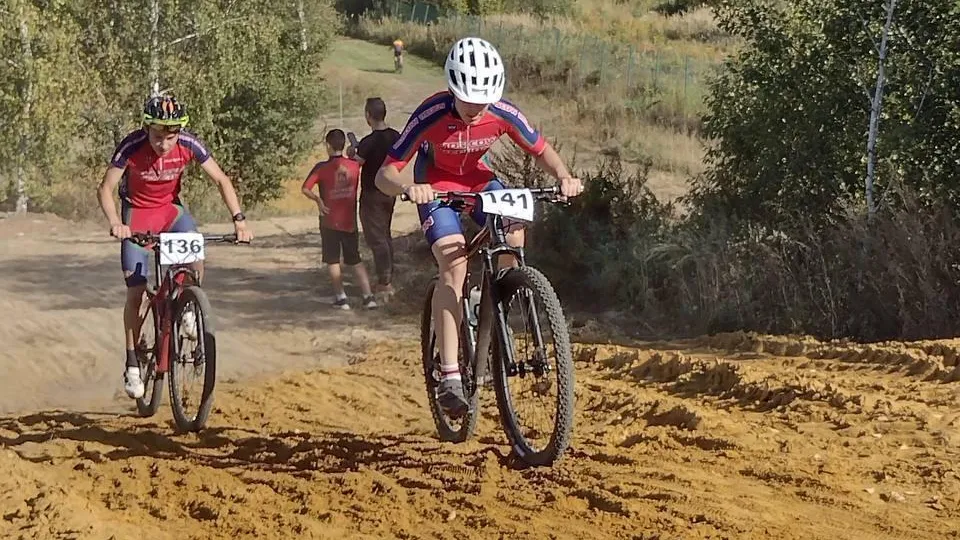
[491,99,547,157]
[177,131,212,164]
[382,93,450,170]
[302,161,325,192]
[109,130,147,169]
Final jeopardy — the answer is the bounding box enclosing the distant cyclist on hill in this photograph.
[97,94,253,400]
[392,39,404,72]
[374,37,584,417]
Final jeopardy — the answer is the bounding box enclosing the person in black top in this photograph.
[347,97,401,299]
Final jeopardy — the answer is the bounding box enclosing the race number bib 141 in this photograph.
[159,232,205,266]
[480,189,535,222]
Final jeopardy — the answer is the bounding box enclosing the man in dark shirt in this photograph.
[347,97,401,299]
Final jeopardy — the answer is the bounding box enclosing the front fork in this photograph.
[475,247,550,380]
[153,267,196,374]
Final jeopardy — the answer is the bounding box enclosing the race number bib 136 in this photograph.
[480,189,535,222]
[159,232,205,265]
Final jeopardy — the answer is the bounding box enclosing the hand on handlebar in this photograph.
[558,176,584,200]
[234,220,254,243]
[403,184,435,205]
[110,223,132,240]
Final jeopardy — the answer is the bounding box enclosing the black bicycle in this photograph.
[404,186,575,467]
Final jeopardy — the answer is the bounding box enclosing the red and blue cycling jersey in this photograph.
[382,91,547,191]
[110,128,211,209]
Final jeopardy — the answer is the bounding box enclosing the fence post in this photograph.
[554,28,560,66]
[598,41,605,83]
[626,46,634,89]
[577,33,586,80]
[653,51,660,89]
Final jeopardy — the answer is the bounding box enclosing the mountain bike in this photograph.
[404,186,575,467]
[127,231,246,432]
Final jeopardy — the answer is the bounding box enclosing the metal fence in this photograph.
[375,0,446,23]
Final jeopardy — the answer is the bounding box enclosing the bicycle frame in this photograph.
[133,233,234,374]
[434,190,555,382]
[142,244,201,375]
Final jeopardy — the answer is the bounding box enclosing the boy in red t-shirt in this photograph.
[302,129,377,310]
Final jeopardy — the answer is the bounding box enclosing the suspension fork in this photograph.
[507,217,550,365]
[155,286,173,374]
[485,215,525,375]
[153,262,193,374]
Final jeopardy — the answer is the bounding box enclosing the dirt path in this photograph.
[2,213,960,540]
[1,267,959,539]
[0,211,422,415]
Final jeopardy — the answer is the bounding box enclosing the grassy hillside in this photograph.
[347,0,733,201]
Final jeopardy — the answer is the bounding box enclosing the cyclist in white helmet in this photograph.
[375,37,583,417]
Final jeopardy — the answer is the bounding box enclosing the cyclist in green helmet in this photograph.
[96,93,253,400]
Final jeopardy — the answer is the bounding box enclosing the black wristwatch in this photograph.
[232,212,246,222]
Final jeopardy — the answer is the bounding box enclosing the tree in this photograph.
[5,0,340,216]
[159,0,340,208]
[0,0,90,214]
[688,0,960,230]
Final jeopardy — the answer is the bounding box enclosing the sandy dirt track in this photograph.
[2,211,960,539]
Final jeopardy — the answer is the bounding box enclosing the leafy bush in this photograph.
[690,0,960,231]
[501,147,960,341]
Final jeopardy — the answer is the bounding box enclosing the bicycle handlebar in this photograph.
[124,232,250,247]
[399,185,563,203]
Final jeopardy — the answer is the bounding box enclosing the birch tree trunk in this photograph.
[16,0,33,214]
[149,0,160,95]
[865,0,897,218]
[297,0,307,52]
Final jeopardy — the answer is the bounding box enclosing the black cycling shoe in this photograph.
[437,378,470,418]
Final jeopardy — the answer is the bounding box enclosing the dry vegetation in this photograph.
[348,0,733,201]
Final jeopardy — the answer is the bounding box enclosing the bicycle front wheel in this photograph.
[491,266,575,466]
[169,285,217,432]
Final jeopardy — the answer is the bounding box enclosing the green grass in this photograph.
[348,13,711,200]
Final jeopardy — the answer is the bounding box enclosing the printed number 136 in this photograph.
[164,239,202,254]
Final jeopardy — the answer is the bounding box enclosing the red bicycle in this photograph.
[126,231,246,432]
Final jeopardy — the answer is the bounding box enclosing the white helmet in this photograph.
[444,37,505,104]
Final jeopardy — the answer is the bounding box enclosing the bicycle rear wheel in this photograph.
[169,285,217,432]
[491,266,575,466]
[135,302,164,417]
[420,278,480,442]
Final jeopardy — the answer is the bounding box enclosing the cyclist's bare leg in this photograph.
[122,280,149,398]
[432,234,468,373]
[327,262,345,296]
[496,222,525,270]
[124,283,148,351]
